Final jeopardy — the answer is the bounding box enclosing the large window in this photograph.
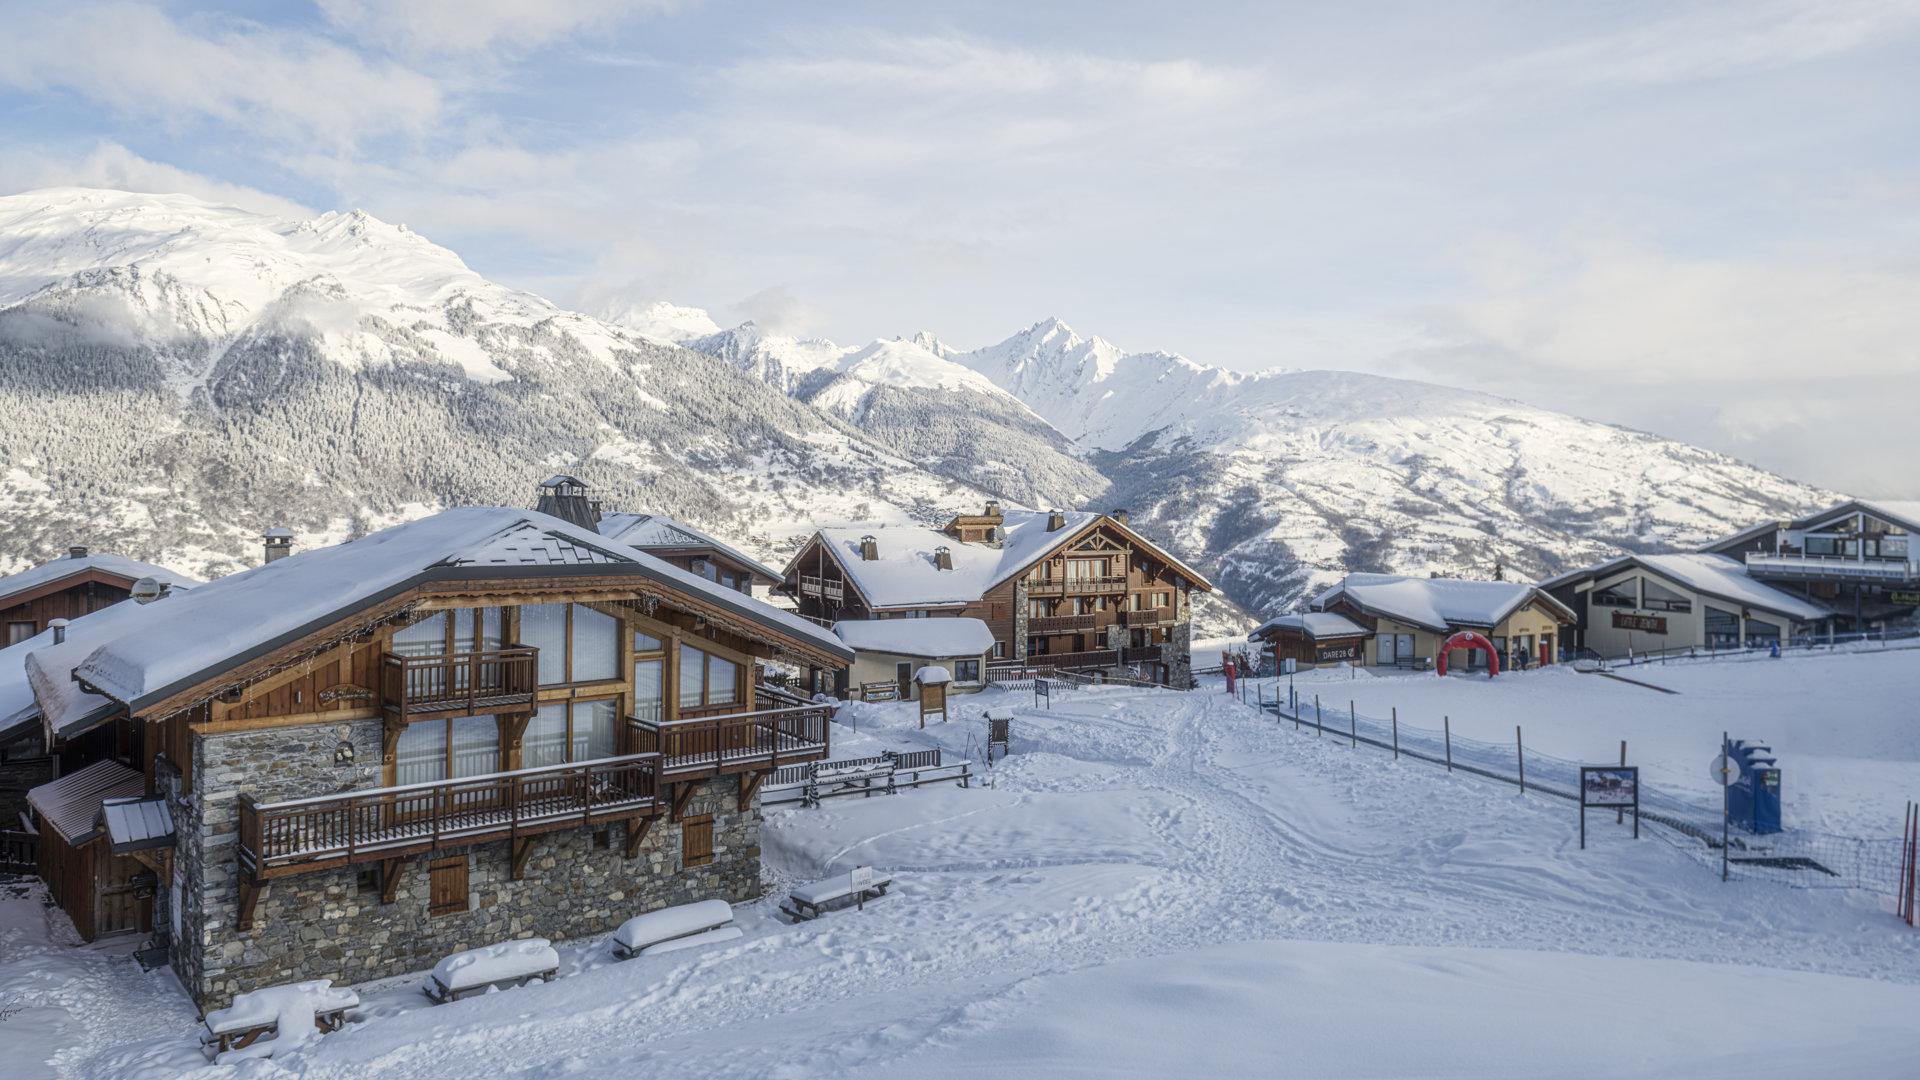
[395,714,501,786]
[1592,580,1639,608]
[524,699,619,768]
[634,630,665,723]
[1641,579,1692,613]
[521,603,620,685]
[1744,620,1781,649]
[678,643,741,710]
[954,658,981,683]
[392,608,502,655]
[1066,557,1107,581]
[1705,607,1740,650]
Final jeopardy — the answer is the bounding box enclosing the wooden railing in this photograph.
[798,575,845,601]
[1121,608,1173,627]
[237,752,661,879]
[1030,613,1097,634]
[1026,649,1120,671]
[381,647,538,718]
[1028,576,1128,596]
[1,829,36,872]
[1121,645,1168,664]
[627,704,831,775]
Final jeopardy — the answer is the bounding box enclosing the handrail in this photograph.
[382,646,538,715]
[254,751,664,810]
[633,702,828,729]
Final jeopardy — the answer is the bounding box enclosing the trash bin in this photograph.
[1727,740,1782,835]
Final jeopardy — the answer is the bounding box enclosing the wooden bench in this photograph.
[200,980,358,1058]
[424,938,560,1003]
[804,758,896,807]
[781,866,892,921]
[612,899,738,960]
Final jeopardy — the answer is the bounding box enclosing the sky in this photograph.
[0,0,1916,497]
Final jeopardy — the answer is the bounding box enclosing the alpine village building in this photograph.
[8,487,852,1010]
[1252,573,1577,672]
[780,502,1214,690]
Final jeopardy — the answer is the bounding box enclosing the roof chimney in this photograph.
[68,545,88,560]
[1046,510,1065,531]
[860,535,879,561]
[49,617,67,645]
[535,474,601,531]
[263,527,294,564]
[1112,508,1129,526]
[934,545,952,570]
[984,500,1002,520]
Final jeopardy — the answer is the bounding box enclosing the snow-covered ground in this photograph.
[7,656,1920,1078]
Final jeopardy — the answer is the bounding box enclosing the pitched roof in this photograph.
[1557,553,1829,622]
[0,551,199,610]
[27,760,143,845]
[30,508,850,737]
[799,510,1210,609]
[1248,612,1372,641]
[1700,499,1920,554]
[833,618,996,658]
[101,795,175,853]
[597,512,782,583]
[1312,573,1575,633]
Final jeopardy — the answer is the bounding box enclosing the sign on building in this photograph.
[1579,765,1640,847]
[1316,642,1361,662]
[1611,612,1667,634]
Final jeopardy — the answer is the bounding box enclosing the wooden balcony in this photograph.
[798,575,844,601]
[381,647,538,720]
[1121,608,1173,627]
[236,753,662,882]
[626,703,831,779]
[1027,575,1128,597]
[1121,645,1168,664]
[1029,613,1097,634]
[1026,649,1119,671]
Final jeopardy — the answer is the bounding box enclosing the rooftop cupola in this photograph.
[933,545,953,570]
[860,535,880,561]
[1047,510,1066,531]
[263,527,295,563]
[535,474,603,531]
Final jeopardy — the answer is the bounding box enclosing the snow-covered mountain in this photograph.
[0,188,1836,637]
[664,311,1837,622]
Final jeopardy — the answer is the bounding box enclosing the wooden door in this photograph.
[895,662,912,699]
[94,851,149,938]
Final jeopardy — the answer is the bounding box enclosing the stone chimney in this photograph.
[1112,508,1130,526]
[68,545,88,560]
[535,474,602,531]
[1046,510,1065,531]
[49,617,67,645]
[934,545,952,570]
[860,534,880,561]
[263,527,295,563]
[983,500,1003,520]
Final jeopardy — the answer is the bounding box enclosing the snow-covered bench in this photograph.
[804,758,896,807]
[781,866,891,921]
[200,980,358,1058]
[423,938,560,1003]
[611,899,740,959]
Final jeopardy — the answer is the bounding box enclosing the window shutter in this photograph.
[681,814,714,868]
[429,855,469,916]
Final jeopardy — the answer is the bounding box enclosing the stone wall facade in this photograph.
[177,719,761,1011]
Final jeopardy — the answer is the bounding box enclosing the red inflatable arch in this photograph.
[1435,630,1501,678]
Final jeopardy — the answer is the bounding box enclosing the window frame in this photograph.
[524,602,622,688]
[524,697,622,768]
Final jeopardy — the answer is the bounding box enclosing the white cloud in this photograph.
[0,2,440,148]
[317,0,685,56]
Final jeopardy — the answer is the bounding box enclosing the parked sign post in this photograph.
[850,865,876,910]
[1712,734,1739,881]
[1034,678,1051,711]
[1579,766,1640,848]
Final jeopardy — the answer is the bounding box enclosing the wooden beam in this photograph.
[379,858,403,904]
[199,706,380,735]
[236,878,262,931]
[737,770,766,811]
[510,837,535,881]
[669,781,700,822]
[623,815,655,858]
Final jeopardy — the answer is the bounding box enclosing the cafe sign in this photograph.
[1611,611,1667,634]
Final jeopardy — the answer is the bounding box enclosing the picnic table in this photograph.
[612,899,739,959]
[424,938,560,1003]
[201,980,358,1058]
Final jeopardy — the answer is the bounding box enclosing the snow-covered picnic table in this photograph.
[424,938,560,1002]
[612,898,740,959]
[782,866,892,921]
[201,979,358,1058]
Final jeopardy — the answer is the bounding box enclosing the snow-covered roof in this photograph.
[0,551,199,610]
[1248,612,1372,641]
[804,510,1210,609]
[1312,574,1574,633]
[597,512,781,583]
[27,760,142,845]
[1572,553,1830,622]
[833,618,996,658]
[1701,500,1920,555]
[101,795,174,853]
[29,508,849,734]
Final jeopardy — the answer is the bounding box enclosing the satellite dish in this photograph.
[131,576,166,604]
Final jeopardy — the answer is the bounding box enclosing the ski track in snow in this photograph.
[31,654,1920,1079]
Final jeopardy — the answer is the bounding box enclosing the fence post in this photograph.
[1443,716,1451,772]
[1391,707,1399,761]
[1349,701,1357,748]
[1314,696,1323,737]
[1516,725,1525,794]
[1618,739,1627,824]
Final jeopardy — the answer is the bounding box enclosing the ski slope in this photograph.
[11,671,1920,1078]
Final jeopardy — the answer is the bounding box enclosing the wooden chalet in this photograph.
[535,474,781,596]
[0,546,197,646]
[1307,573,1576,671]
[16,504,851,1008]
[781,502,1213,687]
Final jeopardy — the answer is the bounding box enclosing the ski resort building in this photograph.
[831,617,996,700]
[9,506,850,1008]
[1695,500,1918,631]
[1246,612,1372,671]
[780,503,1212,688]
[1303,573,1577,670]
[1542,553,1832,657]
